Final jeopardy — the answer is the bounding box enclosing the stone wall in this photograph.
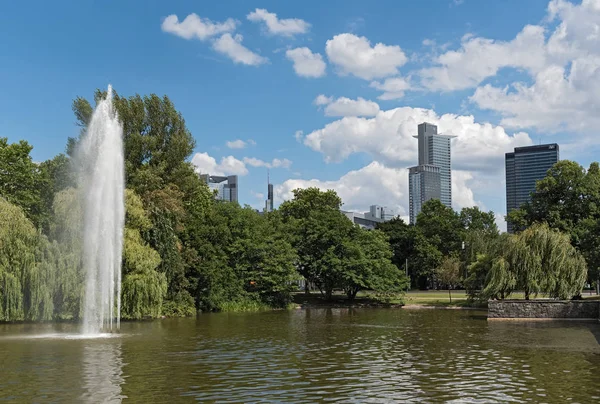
[488,300,600,319]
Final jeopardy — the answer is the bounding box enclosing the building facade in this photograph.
[264,183,274,213]
[408,122,454,224]
[505,143,559,233]
[408,165,441,224]
[413,122,455,208]
[199,174,238,203]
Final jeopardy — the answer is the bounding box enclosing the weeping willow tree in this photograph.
[483,223,586,300]
[0,198,40,321]
[121,189,166,319]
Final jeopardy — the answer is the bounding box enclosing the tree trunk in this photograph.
[325,288,333,301]
[525,290,530,300]
[597,278,600,296]
[448,288,452,303]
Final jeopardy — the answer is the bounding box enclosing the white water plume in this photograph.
[76,85,125,335]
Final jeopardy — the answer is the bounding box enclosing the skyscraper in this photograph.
[409,165,441,224]
[265,183,274,213]
[505,143,559,233]
[408,122,455,224]
[199,174,238,203]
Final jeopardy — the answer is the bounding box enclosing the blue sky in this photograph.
[2,0,600,230]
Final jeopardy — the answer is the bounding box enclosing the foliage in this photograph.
[435,255,462,302]
[507,160,600,285]
[482,224,586,300]
[0,138,44,227]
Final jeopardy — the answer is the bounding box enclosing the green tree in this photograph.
[416,199,463,255]
[0,138,44,227]
[280,188,354,300]
[435,255,462,302]
[340,228,408,301]
[483,224,586,300]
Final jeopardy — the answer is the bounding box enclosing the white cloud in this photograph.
[469,0,600,133]
[247,8,310,37]
[471,59,600,132]
[275,161,410,217]
[303,106,531,172]
[243,157,293,169]
[325,33,408,80]
[369,77,411,100]
[419,24,547,91]
[161,14,237,41]
[212,33,268,66]
[294,130,304,142]
[250,190,265,200]
[286,48,326,78]
[313,95,380,117]
[192,152,248,176]
[452,170,476,209]
[226,139,247,149]
[314,95,333,106]
[247,139,257,146]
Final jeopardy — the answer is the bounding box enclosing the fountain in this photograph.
[75,85,125,335]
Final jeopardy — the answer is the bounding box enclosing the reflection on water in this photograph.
[1,309,600,402]
[81,342,125,403]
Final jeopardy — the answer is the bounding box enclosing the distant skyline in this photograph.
[2,0,599,231]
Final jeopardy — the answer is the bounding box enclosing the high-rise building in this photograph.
[265,183,274,213]
[408,122,454,224]
[413,122,455,207]
[409,165,441,224]
[199,174,238,203]
[505,143,559,233]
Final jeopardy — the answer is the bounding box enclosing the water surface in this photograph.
[1,308,599,402]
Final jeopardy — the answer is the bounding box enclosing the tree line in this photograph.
[0,88,409,322]
[0,88,592,322]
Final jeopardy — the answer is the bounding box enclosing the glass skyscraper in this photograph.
[199,174,239,203]
[505,143,559,233]
[408,122,455,224]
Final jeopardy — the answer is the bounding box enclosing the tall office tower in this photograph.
[199,174,239,203]
[505,143,559,233]
[409,165,441,224]
[408,122,454,224]
[265,183,274,213]
[367,205,396,221]
[413,122,455,208]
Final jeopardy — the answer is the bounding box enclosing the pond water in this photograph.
[1,308,600,403]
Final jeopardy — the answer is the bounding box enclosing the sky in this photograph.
[2,0,600,231]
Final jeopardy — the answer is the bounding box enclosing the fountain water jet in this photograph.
[76,85,125,335]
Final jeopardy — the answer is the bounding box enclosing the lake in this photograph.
[1,308,600,403]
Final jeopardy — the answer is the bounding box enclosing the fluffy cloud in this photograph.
[313,95,380,117]
[247,8,310,37]
[243,157,293,169]
[419,25,547,91]
[369,77,411,100]
[471,59,600,132]
[325,33,408,80]
[212,33,268,66]
[275,161,410,216]
[470,0,600,132]
[452,170,477,209]
[286,48,326,78]
[303,106,531,172]
[192,153,248,176]
[226,139,248,149]
[161,14,237,41]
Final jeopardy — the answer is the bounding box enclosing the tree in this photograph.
[416,199,463,255]
[340,228,408,301]
[483,223,586,300]
[507,160,600,288]
[460,206,498,235]
[0,138,43,227]
[435,255,462,302]
[280,188,354,300]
